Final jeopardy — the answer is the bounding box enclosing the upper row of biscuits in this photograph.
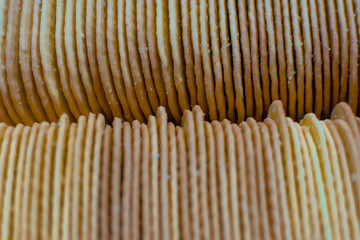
[1,0,359,125]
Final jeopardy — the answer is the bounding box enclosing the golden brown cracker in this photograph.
[316,0,331,117]
[302,125,332,240]
[81,113,96,240]
[193,106,210,239]
[169,0,192,113]
[231,124,250,240]
[176,126,191,240]
[264,117,292,240]
[208,0,227,120]
[29,122,49,240]
[156,0,183,121]
[31,0,58,122]
[227,0,245,122]
[62,0,89,117]
[96,0,124,119]
[188,0,209,117]
[247,0,264,121]
[239,121,259,239]
[121,122,132,239]
[40,0,72,117]
[326,0,340,109]
[99,125,112,240]
[220,0,237,122]
[12,126,30,240]
[204,121,221,239]
[247,118,271,239]
[85,0,113,121]
[301,114,341,239]
[136,0,161,113]
[343,0,358,112]
[140,123,151,240]
[257,122,281,240]
[57,0,82,118]
[61,123,77,239]
[238,0,254,118]
[130,121,141,240]
[90,114,105,240]
[279,0,296,118]
[19,0,47,122]
[199,0,218,120]
[299,0,313,116]
[256,0,271,117]
[146,0,169,115]
[148,115,160,239]
[0,124,24,240]
[0,0,21,124]
[50,114,70,240]
[222,121,240,239]
[289,0,305,120]
[308,0,323,117]
[167,122,179,239]
[179,0,197,108]
[126,0,153,117]
[40,123,57,240]
[111,117,123,240]
[71,116,87,239]
[286,118,311,239]
[118,0,147,122]
[181,110,200,238]
[326,120,360,238]
[268,100,301,240]
[20,123,38,238]
[272,0,288,114]
[156,107,170,239]
[106,0,134,122]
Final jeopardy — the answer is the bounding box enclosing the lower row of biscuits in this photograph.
[0,100,359,240]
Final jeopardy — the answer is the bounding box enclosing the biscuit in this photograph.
[199,0,217,120]
[59,0,83,118]
[156,0,183,121]
[106,0,134,122]
[85,0,113,121]
[0,124,24,240]
[136,0,161,112]
[96,0,124,119]
[126,0,153,117]
[209,0,226,120]
[19,0,47,123]
[31,0,58,122]
[40,0,72,117]
[227,0,245,122]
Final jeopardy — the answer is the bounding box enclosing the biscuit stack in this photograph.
[0,101,358,239]
[1,0,360,125]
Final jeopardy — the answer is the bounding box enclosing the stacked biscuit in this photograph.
[0,101,358,239]
[1,0,360,125]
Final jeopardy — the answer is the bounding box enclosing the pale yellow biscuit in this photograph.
[0,124,24,240]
